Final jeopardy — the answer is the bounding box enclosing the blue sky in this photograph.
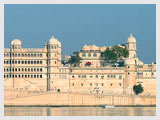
[4,4,156,63]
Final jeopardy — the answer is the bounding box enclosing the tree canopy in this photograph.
[102,45,129,63]
[133,84,144,95]
[68,52,82,67]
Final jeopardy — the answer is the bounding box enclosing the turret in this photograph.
[126,34,136,58]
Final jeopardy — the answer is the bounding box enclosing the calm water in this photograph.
[4,107,156,116]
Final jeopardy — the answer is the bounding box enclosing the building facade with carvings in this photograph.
[4,34,156,95]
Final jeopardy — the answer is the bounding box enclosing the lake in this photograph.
[4,107,156,116]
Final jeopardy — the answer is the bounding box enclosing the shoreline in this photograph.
[4,105,156,107]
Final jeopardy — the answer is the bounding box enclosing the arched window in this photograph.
[88,53,91,57]
[82,53,86,57]
[93,53,97,57]
[28,68,30,72]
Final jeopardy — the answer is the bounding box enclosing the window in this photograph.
[88,53,91,57]
[28,61,30,64]
[119,75,122,79]
[101,83,104,86]
[72,75,74,78]
[31,68,33,72]
[37,75,39,78]
[31,54,33,57]
[34,68,36,72]
[40,61,42,64]
[128,66,130,68]
[34,61,36,64]
[82,53,86,57]
[95,83,98,87]
[119,83,122,86]
[81,83,83,86]
[31,61,33,64]
[40,53,42,57]
[55,61,57,64]
[93,53,97,57]
[34,75,36,78]
[90,75,93,78]
[25,61,27,64]
[25,54,27,57]
[37,68,39,72]
[28,75,30,78]
[28,68,30,72]
[95,75,98,78]
[90,83,92,86]
[40,68,42,72]
[37,61,39,64]
[31,75,33,78]
[22,61,24,64]
[34,54,36,57]
[25,75,27,78]
[28,54,30,57]
[152,72,154,76]
[110,83,113,86]
[128,72,130,75]
[72,83,74,86]
[101,75,104,79]
[40,75,42,78]
[25,68,27,72]
[18,61,20,64]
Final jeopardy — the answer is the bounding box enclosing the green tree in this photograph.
[68,52,81,67]
[103,45,128,63]
[133,84,144,95]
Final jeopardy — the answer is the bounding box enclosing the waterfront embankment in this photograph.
[4,89,156,106]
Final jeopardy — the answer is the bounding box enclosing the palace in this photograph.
[4,34,156,95]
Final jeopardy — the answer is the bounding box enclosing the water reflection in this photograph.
[4,107,156,116]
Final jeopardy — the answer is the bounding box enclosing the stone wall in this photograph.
[4,90,156,106]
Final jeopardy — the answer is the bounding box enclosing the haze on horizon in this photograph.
[4,4,156,64]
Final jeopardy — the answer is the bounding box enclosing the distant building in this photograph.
[4,34,156,95]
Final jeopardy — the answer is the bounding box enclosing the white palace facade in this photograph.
[4,34,156,95]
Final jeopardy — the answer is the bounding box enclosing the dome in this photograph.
[49,35,59,45]
[57,41,61,47]
[11,39,22,46]
[127,33,136,43]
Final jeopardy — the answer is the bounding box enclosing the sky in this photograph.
[4,4,156,64]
